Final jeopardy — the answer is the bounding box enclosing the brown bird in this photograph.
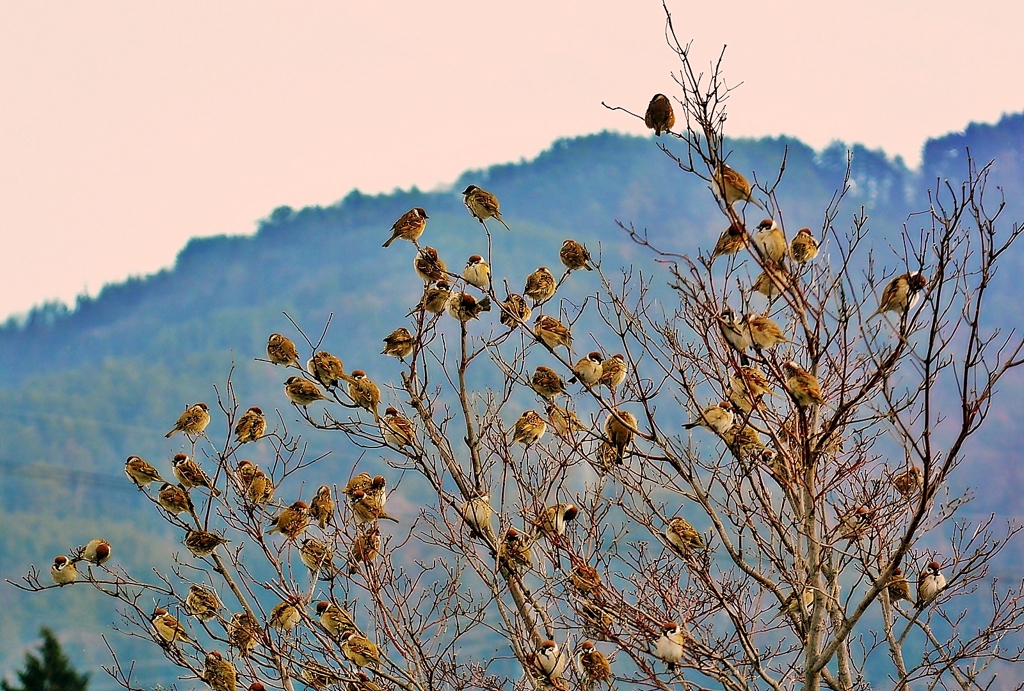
[535,314,572,351]
[165,402,211,438]
[350,488,400,525]
[644,93,675,136]
[524,267,557,306]
[340,630,382,667]
[570,351,604,386]
[728,366,775,413]
[125,455,163,487]
[284,376,327,407]
[172,453,221,496]
[547,403,586,439]
[414,246,448,283]
[837,506,873,542]
[892,466,923,498]
[269,599,301,631]
[512,410,547,447]
[316,600,356,637]
[303,663,344,691]
[560,239,594,271]
[463,184,511,231]
[447,291,492,322]
[236,460,274,505]
[151,607,190,645]
[309,485,335,529]
[185,585,222,621]
[710,221,748,262]
[578,641,612,690]
[267,333,301,367]
[752,263,791,299]
[533,639,567,681]
[569,562,602,593]
[50,555,78,586]
[655,621,688,670]
[723,424,765,459]
[348,526,381,573]
[916,561,946,607]
[599,353,628,392]
[201,652,237,691]
[534,502,579,539]
[463,254,491,289]
[347,672,385,691]
[458,493,493,538]
[300,538,340,579]
[666,516,705,553]
[530,365,567,400]
[227,612,260,656]
[416,280,452,315]
[604,409,638,464]
[157,482,193,515]
[308,351,349,388]
[184,530,228,558]
[790,227,819,263]
[712,161,763,209]
[888,568,912,603]
[380,406,415,448]
[497,526,533,573]
[752,218,787,263]
[871,272,928,320]
[783,361,826,407]
[499,292,532,327]
[82,538,112,565]
[683,401,734,435]
[343,472,375,499]
[382,327,416,359]
[266,501,310,540]
[234,406,266,443]
[348,370,381,420]
[744,313,789,350]
[383,207,428,248]
[719,307,752,353]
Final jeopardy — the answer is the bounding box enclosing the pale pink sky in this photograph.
[1,1,1021,320]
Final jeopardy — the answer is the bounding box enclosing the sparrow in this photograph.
[308,351,349,388]
[463,254,491,289]
[752,218,787,263]
[267,333,301,367]
[267,501,310,540]
[303,663,344,690]
[916,561,946,607]
[347,673,385,691]
[604,409,638,464]
[348,525,381,573]
[50,555,78,586]
[269,598,301,631]
[743,313,789,350]
[151,607,190,645]
[351,488,400,525]
[576,600,616,642]
[644,93,675,136]
[497,526,533,573]
[316,600,355,637]
[790,227,819,263]
[570,351,604,386]
[599,353,628,391]
[727,366,775,413]
[463,184,511,231]
[547,404,586,439]
[888,568,912,603]
[417,280,452,315]
[683,401,734,435]
[343,472,375,499]
[559,239,594,271]
[655,621,687,670]
[236,460,274,505]
[569,562,602,593]
[530,365,567,400]
[665,516,705,553]
[125,455,163,487]
[309,485,335,529]
[447,291,492,322]
[202,651,237,691]
[184,530,228,558]
[594,442,620,474]
[165,402,211,438]
[783,361,826,407]
[82,538,112,565]
[381,406,415,448]
[414,246,448,283]
[752,264,791,299]
[227,612,260,656]
[712,161,763,209]
[837,506,873,542]
[710,222,747,262]
[172,453,221,496]
[158,482,193,515]
[340,630,382,667]
[458,493,494,538]
[382,327,416,360]
[499,292,532,327]
[533,640,567,680]
[578,641,612,690]
[512,410,547,447]
[722,424,766,459]
[185,585,222,621]
[284,376,327,407]
[871,272,928,320]
[535,315,572,351]
[524,267,557,306]
[892,466,924,498]
[348,370,381,420]
[719,307,752,353]
[300,538,340,579]
[771,590,814,622]
[382,207,428,248]
[534,502,579,539]
[234,406,266,443]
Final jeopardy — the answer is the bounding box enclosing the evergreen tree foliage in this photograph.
[1,628,90,691]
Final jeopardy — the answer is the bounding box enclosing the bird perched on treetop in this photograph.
[783,361,826,407]
[309,485,335,529]
[535,315,572,351]
[50,555,78,586]
[530,365,567,400]
[604,409,638,464]
[512,410,547,447]
[463,255,491,289]
[348,370,381,421]
[172,453,220,495]
[234,406,266,443]
[447,292,492,322]
[382,207,428,248]
[790,227,819,263]
[683,401,734,435]
[711,221,748,262]
[560,239,594,271]
[752,218,787,263]
[524,267,557,306]
[284,376,326,407]
[267,333,300,367]
[870,271,928,320]
[712,161,763,209]
[165,403,210,439]
[414,246,447,283]
[916,561,946,607]
[307,351,348,388]
[665,516,705,553]
[463,185,511,231]
[644,94,675,136]
[570,352,604,386]
[499,292,532,327]
[655,621,688,670]
[381,327,415,360]
[125,455,163,487]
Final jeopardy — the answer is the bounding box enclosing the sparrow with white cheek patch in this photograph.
[172,453,221,496]
[348,370,381,421]
[871,272,928,320]
[533,640,567,680]
[753,263,791,299]
[569,562,602,594]
[463,255,491,288]
[82,538,112,565]
[723,424,766,460]
[512,410,547,447]
[266,501,310,540]
[269,598,301,631]
[185,585,222,621]
[719,307,752,354]
[447,292,492,322]
[604,409,638,464]
[236,460,273,504]
[644,93,675,136]
[499,292,532,327]
[301,538,340,579]
[790,227,819,263]
[351,476,399,524]
[570,352,604,386]
[309,485,335,529]
[381,406,415,448]
[348,526,381,573]
[382,207,428,248]
[560,239,594,271]
[578,641,612,690]
[165,403,211,439]
[125,455,163,487]
[284,376,327,407]
[892,466,923,498]
[524,267,557,306]
[712,161,763,209]
[267,333,301,367]
[783,361,826,407]
[837,506,873,542]
[234,406,266,443]
[463,184,511,231]
[711,221,747,262]
[340,630,382,667]
[316,601,356,637]
[416,280,452,315]
[382,327,415,359]
[202,651,237,691]
[534,503,579,540]
[530,365,567,400]
[599,353,628,391]
[729,366,775,407]
[151,607,191,645]
[343,472,375,499]
[459,493,493,538]
[547,404,586,439]
[414,246,448,283]
[535,315,572,351]
[227,612,261,656]
[497,526,533,573]
[307,351,349,388]
[744,313,790,350]
[916,561,946,607]
[655,621,688,670]
[683,401,734,435]
[158,482,193,515]
[752,219,787,263]
[50,556,78,585]
[184,530,229,558]
[888,568,912,603]
[665,516,706,553]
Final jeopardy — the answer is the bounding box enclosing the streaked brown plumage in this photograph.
[499,292,532,327]
[383,207,428,248]
[892,466,923,498]
[534,502,579,539]
[497,526,533,572]
[416,280,452,315]
[348,526,381,573]
[916,561,946,607]
[743,313,789,350]
[269,599,301,631]
[348,370,381,420]
[599,353,628,391]
[604,409,638,464]
[683,401,734,435]
[578,641,612,690]
[227,612,260,656]
[569,562,602,593]
[165,402,210,438]
[284,376,326,407]
[447,291,492,322]
[267,333,300,367]
[382,327,416,359]
[888,568,911,603]
[463,184,511,231]
[719,307,752,353]
[666,516,705,553]
[727,366,775,413]
[524,267,557,306]
[266,501,310,540]
[790,227,819,263]
[644,93,675,136]
[381,406,415,447]
[752,263,791,299]
[712,161,763,209]
[236,460,274,505]
[300,538,340,579]
[234,406,266,443]
[303,662,343,690]
[463,254,491,288]
[151,607,190,645]
[871,272,928,320]
[837,506,873,542]
[512,410,547,447]
[547,403,585,439]
[158,482,193,515]
[316,600,355,637]
[534,314,572,351]
[571,351,604,386]
[530,365,567,400]
[560,239,593,271]
[184,530,228,558]
[340,630,382,667]
[347,672,384,691]
[414,246,447,283]
[343,472,375,499]
[458,493,493,538]
[309,485,335,529]
[172,453,221,496]
[202,651,236,691]
[125,455,163,487]
[350,488,400,525]
[185,584,222,621]
[752,218,787,263]
[711,221,747,262]
[307,351,348,388]
[783,361,826,407]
